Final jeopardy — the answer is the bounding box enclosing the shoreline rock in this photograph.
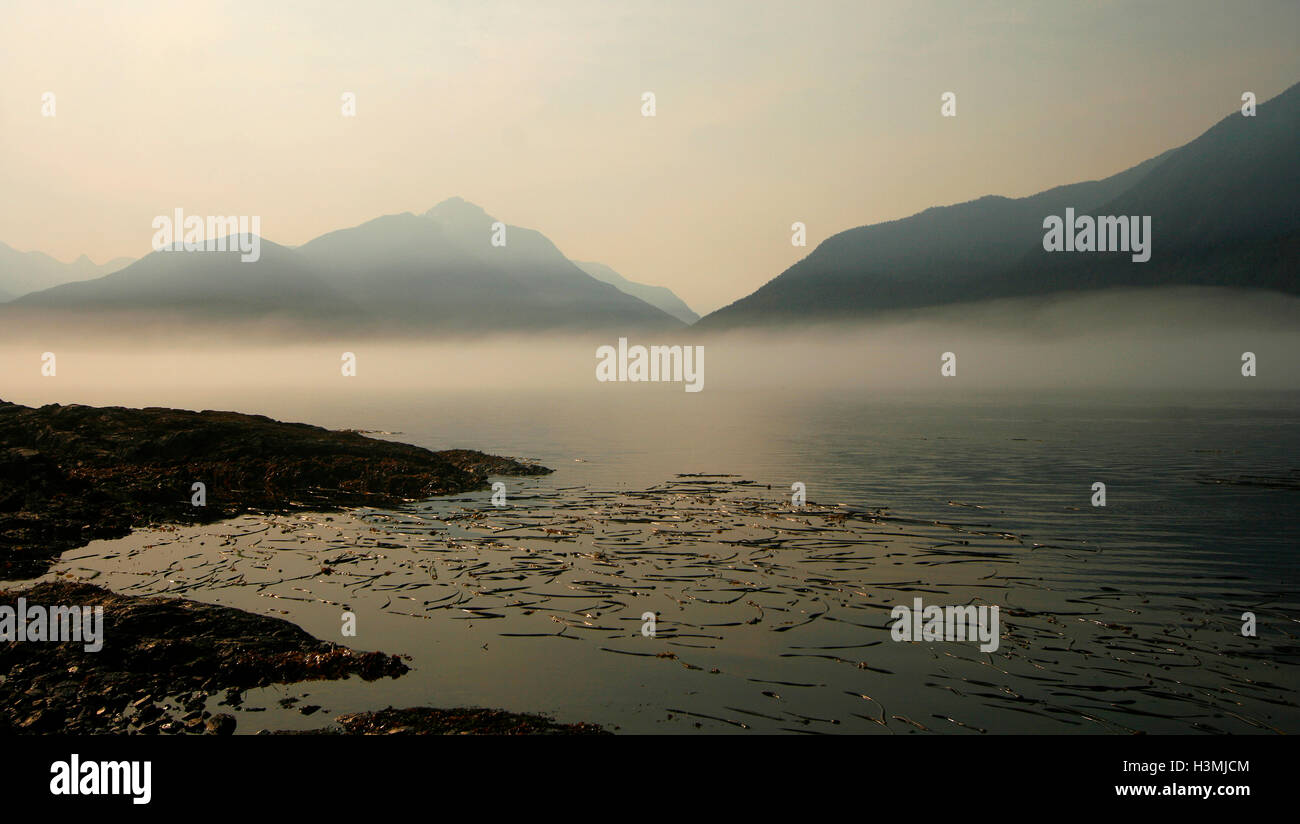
[0,399,549,580]
[0,580,409,734]
[273,707,610,736]
[0,400,604,735]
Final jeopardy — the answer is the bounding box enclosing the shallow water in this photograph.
[26,388,1300,734]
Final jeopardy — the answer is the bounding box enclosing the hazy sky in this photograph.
[1,0,1297,314]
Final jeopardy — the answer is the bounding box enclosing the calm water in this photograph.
[33,387,1300,733]
[324,386,1300,585]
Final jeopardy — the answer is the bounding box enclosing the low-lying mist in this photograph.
[2,287,1296,419]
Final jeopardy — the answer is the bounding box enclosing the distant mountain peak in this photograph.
[425,197,492,223]
[0,245,138,301]
[7,199,686,332]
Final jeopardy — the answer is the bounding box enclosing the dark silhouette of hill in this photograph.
[700,82,1299,328]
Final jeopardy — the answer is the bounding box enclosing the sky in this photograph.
[1,0,1297,315]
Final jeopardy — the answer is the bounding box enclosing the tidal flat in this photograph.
[30,471,1299,734]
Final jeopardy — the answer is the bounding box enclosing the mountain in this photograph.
[293,198,681,331]
[700,82,1300,328]
[12,199,682,333]
[574,261,700,324]
[16,238,351,320]
[0,243,133,302]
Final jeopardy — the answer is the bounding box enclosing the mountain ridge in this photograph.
[13,199,684,333]
[0,243,135,302]
[699,82,1299,328]
[573,261,700,324]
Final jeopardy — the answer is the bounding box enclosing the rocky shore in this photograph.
[0,399,602,735]
[0,580,408,734]
[0,399,548,580]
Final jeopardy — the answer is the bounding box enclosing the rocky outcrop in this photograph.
[0,581,410,734]
[0,399,549,579]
